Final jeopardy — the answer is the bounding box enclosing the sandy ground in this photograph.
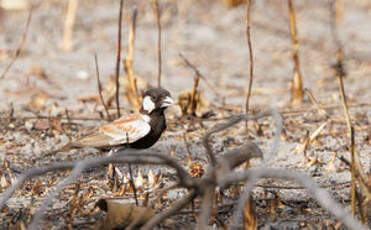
[0,0,370,229]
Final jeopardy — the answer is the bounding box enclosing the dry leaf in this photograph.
[34,120,50,130]
[148,170,156,187]
[309,122,327,142]
[28,93,49,110]
[29,65,54,86]
[326,152,338,172]
[77,94,101,104]
[95,199,155,230]
[0,172,9,189]
[31,180,43,196]
[135,169,144,188]
[293,131,310,155]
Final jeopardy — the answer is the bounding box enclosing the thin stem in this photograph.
[1,9,32,79]
[244,0,254,129]
[152,0,162,88]
[115,0,125,117]
[94,53,111,120]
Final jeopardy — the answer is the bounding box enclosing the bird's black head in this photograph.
[140,88,174,114]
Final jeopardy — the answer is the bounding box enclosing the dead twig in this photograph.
[287,0,304,105]
[152,0,162,88]
[115,0,125,117]
[94,53,111,120]
[178,52,224,104]
[329,0,370,217]
[0,9,32,79]
[178,53,201,116]
[244,0,254,129]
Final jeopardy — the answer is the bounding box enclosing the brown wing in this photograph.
[72,113,151,148]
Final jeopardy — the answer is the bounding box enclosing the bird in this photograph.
[46,88,174,155]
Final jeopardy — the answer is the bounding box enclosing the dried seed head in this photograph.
[189,161,204,178]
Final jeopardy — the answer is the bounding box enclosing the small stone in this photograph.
[25,120,34,131]
[76,70,89,80]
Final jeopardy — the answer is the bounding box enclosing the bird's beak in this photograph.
[161,96,174,108]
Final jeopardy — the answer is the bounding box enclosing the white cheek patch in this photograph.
[142,96,155,113]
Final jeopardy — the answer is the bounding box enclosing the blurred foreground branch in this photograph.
[0,111,367,230]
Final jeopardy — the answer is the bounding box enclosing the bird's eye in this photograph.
[151,96,156,101]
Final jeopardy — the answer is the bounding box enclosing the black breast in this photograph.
[128,111,166,149]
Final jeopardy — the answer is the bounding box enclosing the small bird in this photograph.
[48,88,174,155]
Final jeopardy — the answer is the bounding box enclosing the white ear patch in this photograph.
[142,96,155,113]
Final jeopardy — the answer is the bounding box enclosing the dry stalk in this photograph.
[60,0,78,51]
[124,8,141,110]
[335,0,344,24]
[243,195,257,230]
[183,133,193,164]
[244,0,254,129]
[152,0,162,88]
[115,0,125,117]
[178,53,224,104]
[128,163,139,206]
[0,9,32,79]
[64,108,73,135]
[178,54,201,116]
[329,0,370,217]
[190,72,200,116]
[287,0,304,105]
[94,53,111,120]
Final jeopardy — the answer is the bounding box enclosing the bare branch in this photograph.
[221,168,368,230]
[195,186,214,229]
[203,110,282,166]
[216,142,263,175]
[140,190,197,230]
[0,152,190,210]
[29,161,87,229]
